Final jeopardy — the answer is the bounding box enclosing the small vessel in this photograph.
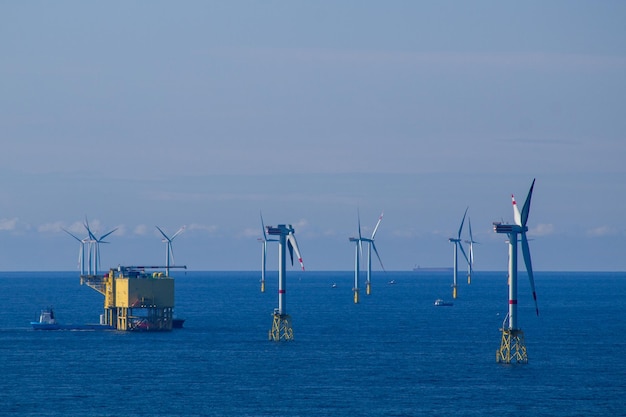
[434,299,453,307]
[388,280,396,285]
[30,308,114,331]
[331,283,337,288]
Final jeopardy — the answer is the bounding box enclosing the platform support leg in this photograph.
[269,313,293,342]
[496,328,528,364]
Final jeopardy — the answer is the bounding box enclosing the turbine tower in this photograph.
[448,207,470,299]
[258,212,278,292]
[493,179,539,364]
[156,225,185,277]
[362,211,385,296]
[266,224,304,341]
[464,217,478,284]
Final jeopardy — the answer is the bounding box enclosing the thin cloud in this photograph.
[0,217,19,231]
[530,223,555,236]
[586,226,615,237]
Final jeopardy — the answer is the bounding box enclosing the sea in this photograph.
[0,270,624,417]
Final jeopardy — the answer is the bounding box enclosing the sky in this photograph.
[1,1,625,272]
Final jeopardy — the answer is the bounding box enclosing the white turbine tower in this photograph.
[493,179,539,364]
[448,207,470,299]
[258,212,278,293]
[362,211,385,296]
[156,225,185,277]
[266,224,304,341]
[464,217,478,284]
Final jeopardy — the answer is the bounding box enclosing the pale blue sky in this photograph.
[1,1,625,271]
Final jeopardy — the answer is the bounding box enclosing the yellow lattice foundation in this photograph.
[496,328,528,364]
[269,313,293,342]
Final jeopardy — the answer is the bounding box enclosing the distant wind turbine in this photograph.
[156,225,185,276]
[448,207,470,299]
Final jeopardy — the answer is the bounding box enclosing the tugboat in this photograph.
[434,299,454,307]
[30,308,61,330]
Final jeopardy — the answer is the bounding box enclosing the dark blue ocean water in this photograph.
[0,270,624,416]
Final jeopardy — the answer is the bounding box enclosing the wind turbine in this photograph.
[63,229,88,275]
[258,212,278,292]
[448,207,470,299]
[362,211,385,296]
[493,179,539,364]
[464,217,478,284]
[266,224,304,341]
[84,218,117,276]
[156,225,185,276]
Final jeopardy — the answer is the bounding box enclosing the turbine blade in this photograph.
[512,195,522,226]
[287,237,294,265]
[171,225,185,241]
[458,207,469,239]
[63,228,82,242]
[371,242,385,272]
[521,178,536,227]
[458,241,470,265]
[521,233,539,316]
[84,218,97,241]
[98,228,117,241]
[260,211,268,241]
[357,209,362,240]
[287,232,305,270]
[169,243,176,265]
[156,225,170,241]
[371,211,384,239]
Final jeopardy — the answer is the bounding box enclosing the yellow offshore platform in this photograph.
[80,265,184,331]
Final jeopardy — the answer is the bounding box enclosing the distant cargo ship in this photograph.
[413,266,453,272]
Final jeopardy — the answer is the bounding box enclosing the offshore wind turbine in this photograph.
[266,223,304,341]
[156,225,185,277]
[493,179,539,364]
[362,211,385,296]
[448,207,470,299]
[258,212,278,292]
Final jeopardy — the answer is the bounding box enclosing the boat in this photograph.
[388,280,396,285]
[331,283,337,288]
[30,308,114,331]
[434,299,454,307]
